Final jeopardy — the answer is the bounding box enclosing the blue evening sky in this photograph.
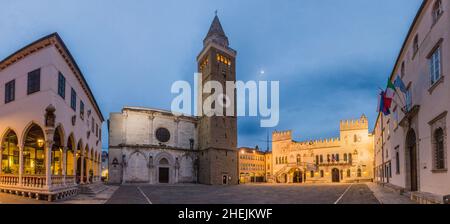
[0,0,423,150]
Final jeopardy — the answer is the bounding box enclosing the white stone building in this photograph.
[108,107,198,184]
[374,0,450,204]
[0,33,104,201]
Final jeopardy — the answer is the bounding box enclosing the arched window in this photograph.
[315,155,319,165]
[319,155,323,163]
[320,170,324,178]
[348,153,353,164]
[357,168,362,177]
[347,169,351,178]
[310,170,314,178]
[354,135,358,142]
[344,153,348,162]
[434,128,445,170]
[336,154,340,162]
[327,154,330,163]
[23,124,46,175]
[1,130,19,174]
[296,155,301,164]
[432,0,443,24]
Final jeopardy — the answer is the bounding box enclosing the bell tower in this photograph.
[196,14,238,185]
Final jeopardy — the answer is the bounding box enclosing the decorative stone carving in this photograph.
[45,105,56,127]
[71,115,76,126]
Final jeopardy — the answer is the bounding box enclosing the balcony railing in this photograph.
[22,175,46,188]
[318,161,353,167]
[0,174,19,186]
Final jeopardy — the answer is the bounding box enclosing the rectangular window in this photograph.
[429,47,442,85]
[80,101,85,120]
[71,88,77,111]
[27,68,41,95]
[5,80,15,104]
[405,87,412,111]
[58,72,65,99]
[91,117,95,132]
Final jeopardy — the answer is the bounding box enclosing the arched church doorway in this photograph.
[332,168,340,183]
[158,158,170,184]
[406,129,418,191]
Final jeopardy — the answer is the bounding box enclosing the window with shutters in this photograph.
[27,69,40,95]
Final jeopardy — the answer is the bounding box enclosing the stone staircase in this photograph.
[78,183,108,195]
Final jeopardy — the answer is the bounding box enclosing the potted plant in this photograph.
[2,167,13,174]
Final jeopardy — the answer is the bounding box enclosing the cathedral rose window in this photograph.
[156,127,171,143]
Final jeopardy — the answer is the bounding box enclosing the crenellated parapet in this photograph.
[340,114,368,131]
[292,137,341,149]
[272,130,292,142]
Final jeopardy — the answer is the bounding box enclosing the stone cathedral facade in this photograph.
[108,16,238,185]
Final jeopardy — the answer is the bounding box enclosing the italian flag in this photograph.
[385,79,396,99]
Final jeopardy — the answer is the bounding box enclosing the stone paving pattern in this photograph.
[0,183,416,204]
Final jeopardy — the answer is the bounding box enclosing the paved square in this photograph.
[106,183,380,204]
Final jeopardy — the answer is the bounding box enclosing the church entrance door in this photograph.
[159,167,169,183]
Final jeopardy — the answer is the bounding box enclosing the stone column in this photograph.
[18,145,23,186]
[45,142,53,187]
[62,146,67,185]
[73,149,77,184]
[80,151,85,184]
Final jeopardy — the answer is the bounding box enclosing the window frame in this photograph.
[5,79,15,104]
[58,72,66,99]
[429,45,442,86]
[70,88,77,111]
[27,68,41,95]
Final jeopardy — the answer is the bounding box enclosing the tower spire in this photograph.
[203,13,229,47]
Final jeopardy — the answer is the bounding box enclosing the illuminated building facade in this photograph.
[269,115,374,184]
[0,33,104,201]
[238,147,268,183]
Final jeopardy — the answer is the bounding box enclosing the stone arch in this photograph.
[66,133,76,175]
[21,121,46,146]
[126,151,149,183]
[155,152,175,184]
[1,128,19,174]
[22,122,46,175]
[51,125,65,175]
[154,152,175,165]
